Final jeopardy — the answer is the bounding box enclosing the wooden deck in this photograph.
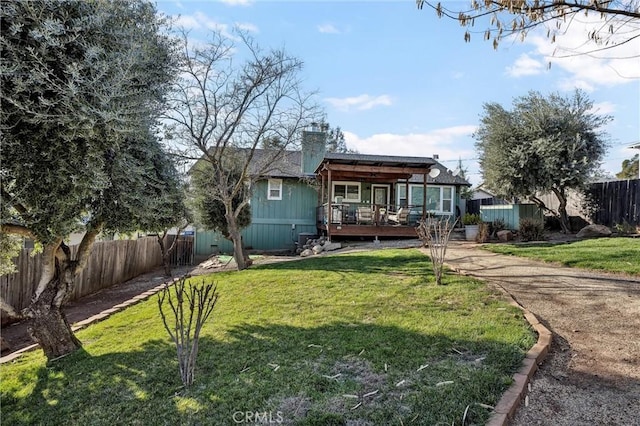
[318,223,419,238]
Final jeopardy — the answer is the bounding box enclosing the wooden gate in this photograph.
[167,234,195,266]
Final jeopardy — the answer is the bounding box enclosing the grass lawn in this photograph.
[1,249,535,425]
[484,237,640,275]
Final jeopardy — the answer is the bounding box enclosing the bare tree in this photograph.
[164,30,320,270]
[417,1,640,56]
[416,217,457,285]
[158,277,219,388]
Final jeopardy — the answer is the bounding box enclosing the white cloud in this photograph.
[235,22,259,33]
[520,15,640,90]
[324,94,392,111]
[175,14,203,30]
[451,71,465,80]
[505,53,545,77]
[590,101,616,115]
[173,12,258,39]
[317,23,341,34]
[342,126,477,159]
[220,0,252,6]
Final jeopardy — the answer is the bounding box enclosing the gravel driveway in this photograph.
[443,242,640,426]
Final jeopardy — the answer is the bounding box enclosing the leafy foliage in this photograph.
[1,0,180,242]
[190,162,251,238]
[322,122,356,153]
[475,90,610,232]
[616,154,639,179]
[0,0,181,357]
[0,233,22,276]
[462,213,481,225]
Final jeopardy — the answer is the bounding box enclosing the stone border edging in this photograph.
[0,277,180,364]
[486,301,552,426]
[448,265,552,426]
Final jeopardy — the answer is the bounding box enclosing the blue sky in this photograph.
[158,0,640,185]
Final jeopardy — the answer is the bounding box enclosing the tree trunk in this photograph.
[226,212,251,271]
[552,188,571,234]
[27,280,82,360]
[25,258,82,360]
[157,234,172,277]
[25,227,100,361]
[229,228,247,271]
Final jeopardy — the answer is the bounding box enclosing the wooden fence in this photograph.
[586,179,640,227]
[1,237,162,322]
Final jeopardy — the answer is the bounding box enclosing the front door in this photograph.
[373,186,389,207]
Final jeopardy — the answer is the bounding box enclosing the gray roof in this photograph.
[250,149,302,178]
[321,152,436,168]
[408,161,471,186]
[253,150,470,186]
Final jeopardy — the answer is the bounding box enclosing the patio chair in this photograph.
[387,207,408,225]
[356,206,373,224]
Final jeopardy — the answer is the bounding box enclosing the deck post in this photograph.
[327,168,332,241]
[422,171,427,222]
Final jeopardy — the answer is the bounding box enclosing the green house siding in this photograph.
[195,178,318,255]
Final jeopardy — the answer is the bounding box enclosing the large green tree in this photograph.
[417,1,640,55]
[616,154,639,179]
[475,90,610,233]
[0,0,179,359]
[164,30,320,270]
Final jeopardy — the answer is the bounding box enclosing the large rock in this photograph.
[576,224,612,239]
[497,230,514,242]
[323,242,342,252]
[312,244,324,254]
[300,249,313,257]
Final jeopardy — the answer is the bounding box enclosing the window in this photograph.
[442,187,453,213]
[332,182,361,202]
[397,185,407,207]
[401,185,455,213]
[267,179,282,200]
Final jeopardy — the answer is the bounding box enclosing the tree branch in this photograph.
[73,222,104,276]
[0,223,36,239]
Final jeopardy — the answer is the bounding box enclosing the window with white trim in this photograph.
[267,179,282,200]
[332,182,361,202]
[400,185,455,214]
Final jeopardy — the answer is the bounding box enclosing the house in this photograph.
[194,128,471,257]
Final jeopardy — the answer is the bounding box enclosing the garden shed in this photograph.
[480,204,542,230]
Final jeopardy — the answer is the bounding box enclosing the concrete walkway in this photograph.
[443,242,640,425]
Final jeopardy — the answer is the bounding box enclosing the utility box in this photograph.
[298,232,317,247]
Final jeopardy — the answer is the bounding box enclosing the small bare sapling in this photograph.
[158,276,219,387]
[416,217,457,285]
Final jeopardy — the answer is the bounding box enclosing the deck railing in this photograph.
[316,203,450,227]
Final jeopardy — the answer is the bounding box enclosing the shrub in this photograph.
[614,220,639,235]
[476,222,491,243]
[519,218,545,242]
[462,213,481,225]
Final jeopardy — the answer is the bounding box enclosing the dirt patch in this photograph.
[443,242,640,425]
